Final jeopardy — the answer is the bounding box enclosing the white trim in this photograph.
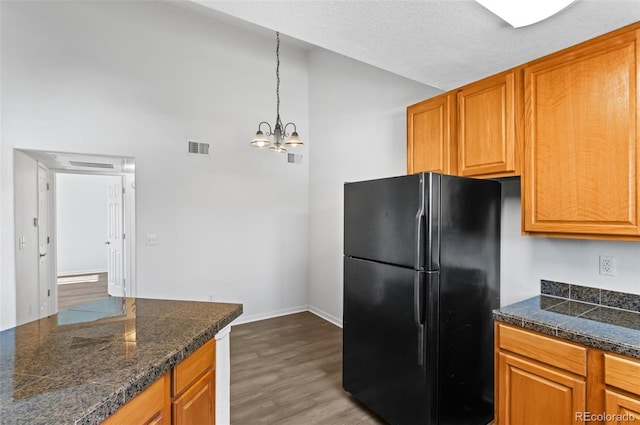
[308,305,343,328]
[229,305,343,328]
[57,269,108,277]
[229,305,308,326]
[215,325,231,425]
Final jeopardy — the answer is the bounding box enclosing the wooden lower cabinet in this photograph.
[172,370,215,425]
[171,339,216,425]
[605,391,640,425]
[498,352,585,425]
[603,353,640,424]
[102,339,216,425]
[496,324,640,425]
[496,324,586,425]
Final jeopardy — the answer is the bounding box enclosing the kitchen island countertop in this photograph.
[0,297,242,424]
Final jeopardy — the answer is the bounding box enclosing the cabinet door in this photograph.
[407,92,456,175]
[173,370,215,425]
[498,352,586,425]
[605,390,640,425]
[523,27,640,238]
[457,70,521,178]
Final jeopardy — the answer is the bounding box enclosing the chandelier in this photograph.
[250,31,303,153]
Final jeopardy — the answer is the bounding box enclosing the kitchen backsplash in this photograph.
[541,279,640,313]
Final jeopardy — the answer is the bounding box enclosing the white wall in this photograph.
[500,179,640,306]
[2,1,638,331]
[1,0,309,329]
[56,173,120,276]
[306,49,441,324]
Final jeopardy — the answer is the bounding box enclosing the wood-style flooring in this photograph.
[230,312,385,425]
[57,272,108,310]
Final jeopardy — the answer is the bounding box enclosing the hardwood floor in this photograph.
[57,272,108,310]
[230,312,385,425]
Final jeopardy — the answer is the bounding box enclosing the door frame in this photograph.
[14,149,136,323]
[37,164,56,318]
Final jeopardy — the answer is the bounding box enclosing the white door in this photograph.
[37,165,53,316]
[107,179,125,297]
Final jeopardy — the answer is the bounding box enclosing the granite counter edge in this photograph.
[493,308,640,360]
[76,304,243,425]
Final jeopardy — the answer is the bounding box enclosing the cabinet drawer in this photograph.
[173,339,216,396]
[498,324,587,376]
[604,353,640,396]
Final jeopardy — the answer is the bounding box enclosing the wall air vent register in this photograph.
[187,141,210,156]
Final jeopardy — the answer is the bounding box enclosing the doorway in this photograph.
[56,173,125,310]
[14,149,135,325]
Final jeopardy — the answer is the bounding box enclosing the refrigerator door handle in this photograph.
[414,273,425,366]
[414,177,426,270]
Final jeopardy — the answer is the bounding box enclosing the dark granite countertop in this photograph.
[494,295,640,359]
[0,297,242,425]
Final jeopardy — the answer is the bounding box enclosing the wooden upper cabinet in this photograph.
[407,91,456,175]
[457,69,522,178]
[523,26,640,238]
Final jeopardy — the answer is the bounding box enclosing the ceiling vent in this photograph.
[187,141,210,156]
[68,161,114,169]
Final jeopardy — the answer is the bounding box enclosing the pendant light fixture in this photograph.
[250,31,303,154]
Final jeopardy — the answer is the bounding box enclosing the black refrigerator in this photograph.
[343,172,500,425]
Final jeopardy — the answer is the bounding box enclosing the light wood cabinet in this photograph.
[102,339,216,425]
[523,25,640,239]
[495,324,587,425]
[457,69,522,178]
[102,372,171,425]
[496,324,640,425]
[498,352,586,425]
[172,338,216,425]
[407,91,456,175]
[406,74,523,179]
[603,353,640,424]
[173,370,215,425]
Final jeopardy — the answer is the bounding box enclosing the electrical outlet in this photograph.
[599,255,615,276]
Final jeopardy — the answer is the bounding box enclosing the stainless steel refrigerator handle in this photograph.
[414,273,425,366]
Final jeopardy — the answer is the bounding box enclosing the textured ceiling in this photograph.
[169,0,640,91]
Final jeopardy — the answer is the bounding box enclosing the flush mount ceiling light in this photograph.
[250,31,303,154]
[475,0,578,28]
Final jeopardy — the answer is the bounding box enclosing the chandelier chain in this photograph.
[276,31,281,125]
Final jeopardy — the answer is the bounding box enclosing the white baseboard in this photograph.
[230,304,343,329]
[58,269,107,277]
[308,305,343,328]
[230,305,308,326]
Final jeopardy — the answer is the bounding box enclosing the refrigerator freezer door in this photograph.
[344,173,432,270]
[343,257,434,425]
